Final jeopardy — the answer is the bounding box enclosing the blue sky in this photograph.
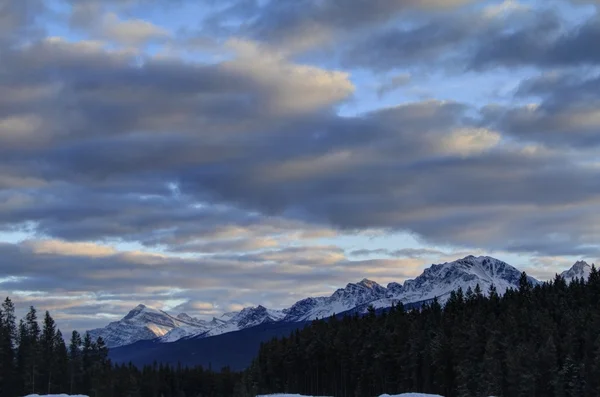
[0,0,599,333]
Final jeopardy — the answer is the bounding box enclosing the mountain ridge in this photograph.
[90,255,594,348]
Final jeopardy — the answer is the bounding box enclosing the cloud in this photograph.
[22,239,117,257]
[340,4,600,73]
[0,34,598,259]
[96,13,171,45]
[470,12,600,70]
[437,128,502,156]
[168,237,279,253]
[0,239,428,333]
[201,0,474,54]
[484,71,600,148]
[376,73,412,97]
[2,0,600,333]
[350,248,452,258]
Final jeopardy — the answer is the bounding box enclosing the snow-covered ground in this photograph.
[257,394,442,397]
[257,395,332,397]
[24,395,89,397]
[380,394,443,397]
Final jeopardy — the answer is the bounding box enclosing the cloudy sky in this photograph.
[1,0,599,333]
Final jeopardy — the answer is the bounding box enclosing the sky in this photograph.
[1,0,599,334]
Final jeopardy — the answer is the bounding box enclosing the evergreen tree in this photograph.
[54,330,70,393]
[41,310,57,394]
[2,268,600,397]
[69,330,83,394]
[0,297,17,396]
[24,306,41,394]
[82,332,94,395]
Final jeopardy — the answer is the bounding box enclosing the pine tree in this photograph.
[41,310,57,394]
[0,297,17,396]
[91,336,110,397]
[82,332,94,395]
[54,330,70,393]
[536,335,558,396]
[24,306,41,394]
[69,330,83,394]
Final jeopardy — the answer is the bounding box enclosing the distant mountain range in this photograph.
[90,256,593,349]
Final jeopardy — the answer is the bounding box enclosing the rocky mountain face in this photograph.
[282,279,388,322]
[88,304,207,348]
[389,255,539,303]
[89,256,593,348]
[560,261,592,283]
[89,303,286,347]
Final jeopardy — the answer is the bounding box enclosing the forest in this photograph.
[250,270,600,397]
[1,267,600,397]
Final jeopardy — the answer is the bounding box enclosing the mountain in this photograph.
[282,279,388,322]
[109,320,310,371]
[387,255,539,303]
[158,317,226,343]
[91,255,590,348]
[200,305,285,337]
[560,260,592,283]
[91,303,286,348]
[88,304,209,348]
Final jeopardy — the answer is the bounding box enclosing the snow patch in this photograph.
[257,394,442,397]
[25,395,89,397]
[380,394,443,397]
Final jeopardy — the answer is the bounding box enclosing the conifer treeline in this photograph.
[248,269,600,397]
[2,268,600,397]
[0,299,239,397]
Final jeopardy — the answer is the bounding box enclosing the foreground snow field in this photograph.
[258,394,442,397]
[24,395,89,397]
[380,394,443,397]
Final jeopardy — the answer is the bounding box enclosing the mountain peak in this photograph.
[572,260,590,270]
[561,260,592,283]
[357,278,379,289]
[122,304,153,320]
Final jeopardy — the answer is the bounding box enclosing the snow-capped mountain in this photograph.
[88,304,209,348]
[89,256,591,348]
[200,305,285,338]
[158,317,226,343]
[91,303,287,347]
[282,279,388,322]
[560,261,592,283]
[387,255,538,304]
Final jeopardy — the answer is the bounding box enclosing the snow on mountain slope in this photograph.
[560,261,592,283]
[159,317,226,343]
[283,256,537,321]
[88,304,207,348]
[200,305,285,338]
[89,255,587,348]
[379,393,442,397]
[261,392,496,396]
[390,255,538,304]
[90,302,285,347]
[282,279,388,322]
